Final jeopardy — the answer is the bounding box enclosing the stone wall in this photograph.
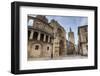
[78,25,88,56]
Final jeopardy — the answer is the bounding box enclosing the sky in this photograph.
[28,15,88,45]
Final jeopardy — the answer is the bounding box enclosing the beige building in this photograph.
[50,19,67,57]
[78,25,88,56]
[28,15,67,59]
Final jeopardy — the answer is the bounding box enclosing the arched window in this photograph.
[33,32,38,40]
[35,45,39,50]
[40,33,44,41]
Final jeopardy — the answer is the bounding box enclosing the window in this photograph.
[46,35,48,42]
[47,46,49,50]
[35,45,39,50]
[33,32,38,40]
[40,34,44,41]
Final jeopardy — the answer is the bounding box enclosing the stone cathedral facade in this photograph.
[28,15,67,59]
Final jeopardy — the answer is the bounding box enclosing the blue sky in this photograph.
[28,15,88,45]
[46,15,88,45]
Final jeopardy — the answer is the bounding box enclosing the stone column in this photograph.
[29,30,34,39]
[37,31,41,40]
[43,34,46,42]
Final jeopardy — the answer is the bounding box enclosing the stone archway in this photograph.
[57,28,65,56]
[59,40,64,56]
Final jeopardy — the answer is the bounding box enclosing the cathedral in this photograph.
[27,15,88,60]
[28,15,67,59]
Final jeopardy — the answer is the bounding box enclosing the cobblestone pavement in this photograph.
[28,55,88,61]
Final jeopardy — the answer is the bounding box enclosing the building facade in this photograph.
[50,19,67,57]
[78,25,88,56]
[28,15,67,59]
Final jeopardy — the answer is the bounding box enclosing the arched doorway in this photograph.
[57,28,65,56]
[59,40,64,56]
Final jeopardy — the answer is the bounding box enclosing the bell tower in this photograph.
[68,28,75,54]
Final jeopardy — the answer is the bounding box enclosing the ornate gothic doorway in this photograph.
[59,40,64,56]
